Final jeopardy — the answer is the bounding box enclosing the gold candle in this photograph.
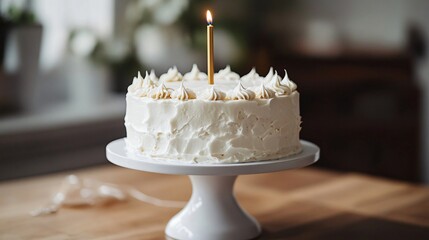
[206,10,214,85]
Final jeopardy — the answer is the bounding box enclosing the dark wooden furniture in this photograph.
[269,52,421,182]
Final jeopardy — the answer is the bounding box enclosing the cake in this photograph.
[125,64,302,163]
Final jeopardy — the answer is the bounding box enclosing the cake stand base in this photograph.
[166,175,260,240]
[106,139,319,240]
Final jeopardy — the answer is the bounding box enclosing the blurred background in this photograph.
[0,0,428,183]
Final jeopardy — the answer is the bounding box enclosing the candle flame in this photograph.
[206,10,213,25]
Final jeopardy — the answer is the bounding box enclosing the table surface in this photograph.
[1,165,429,240]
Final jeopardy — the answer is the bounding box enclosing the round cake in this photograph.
[125,64,302,163]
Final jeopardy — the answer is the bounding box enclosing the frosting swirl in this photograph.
[241,67,260,81]
[267,71,291,96]
[255,83,276,99]
[138,71,158,97]
[183,64,207,81]
[280,69,297,92]
[200,86,225,101]
[127,71,144,93]
[149,83,171,99]
[171,82,196,100]
[214,65,240,81]
[160,66,183,82]
[228,82,255,100]
[263,67,274,83]
[128,66,296,101]
[150,69,159,82]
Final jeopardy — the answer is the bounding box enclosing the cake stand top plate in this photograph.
[106,138,319,176]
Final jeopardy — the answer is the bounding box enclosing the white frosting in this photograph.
[199,86,226,101]
[255,84,275,99]
[125,92,301,163]
[137,71,158,97]
[150,69,159,82]
[281,69,297,92]
[241,67,260,81]
[263,67,274,83]
[149,83,171,99]
[183,64,207,81]
[125,66,301,163]
[160,66,183,82]
[228,82,255,100]
[127,71,144,94]
[267,71,291,96]
[171,82,196,100]
[214,65,240,81]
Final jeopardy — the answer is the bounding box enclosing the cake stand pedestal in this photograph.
[106,138,319,240]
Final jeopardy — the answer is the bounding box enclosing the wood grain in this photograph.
[1,165,428,239]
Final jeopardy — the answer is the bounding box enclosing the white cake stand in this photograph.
[106,138,319,240]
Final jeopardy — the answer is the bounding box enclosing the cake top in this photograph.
[127,64,298,101]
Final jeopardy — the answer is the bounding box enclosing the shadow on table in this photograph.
[258,212,429,240]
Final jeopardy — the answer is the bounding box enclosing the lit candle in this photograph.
[206,10,214,85]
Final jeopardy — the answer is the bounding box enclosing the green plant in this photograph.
[3,5,37,25]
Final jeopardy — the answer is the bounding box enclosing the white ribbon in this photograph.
[31,174,185,216]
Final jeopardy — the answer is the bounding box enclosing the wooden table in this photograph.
[1,165,429,239]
